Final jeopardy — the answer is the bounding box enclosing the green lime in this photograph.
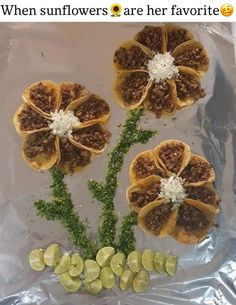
[127,251,142,272]
[133,270,150,293]
[84,279,103,294]
[68,253,84,277]
[96,247,115,267]
[119,270,133,291]
[99,267,115,289]
[84,259,100,282]
[165,255,178,276]
[110,252,126,276]
[54,253,71,274]
[29,248,45,271]
[44,243,61,267]
[59,272,81,292]
[142,249,155,271]
[154,252,167,274]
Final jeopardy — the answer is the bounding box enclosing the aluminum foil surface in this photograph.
[0,23,236,305]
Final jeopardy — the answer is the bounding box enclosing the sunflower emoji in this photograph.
[111,4,122,17]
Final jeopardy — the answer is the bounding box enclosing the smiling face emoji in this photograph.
[220,3,234,16]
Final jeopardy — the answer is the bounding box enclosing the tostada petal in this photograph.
[66,94,110,126]
[126,175,161,213]
[22,80,61,116]
[172,40,209,76]
[181,154,215,186]
[114,70,151,110]
[172,199,216,244]
[13,103,51,135]
[165,24,193,53]
[70,124,111,154]
[113,40,152,71]
[57,138,92,174]
[22,130,59,171]
[175,66,205,108]
[144,80,177,117]
[129,150,165,184]
[134,26,167,54]
[138,199,178,237]
[154,139,191,176]
[59,82,89,110]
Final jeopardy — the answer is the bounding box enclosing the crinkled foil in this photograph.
[0,23,236,305]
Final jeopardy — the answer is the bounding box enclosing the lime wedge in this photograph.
[84,279,103,294]
[127,251,142,272]
[142,249,154,271]
[54,253,71,274]
[44,243,61,267]
[29,248,45,271]
[96,247,115,267]
[110,252,126,276]
[59,272,81,292]
[84,259,100,282]
[133,270,150,293]
[119,270,133,291]
[68,253,84,277]
[99,267,115,289]
[165,255,178,276]
[154,252,167,274]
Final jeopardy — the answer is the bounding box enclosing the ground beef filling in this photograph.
[186,186,220,208]
[177,205,209,232]
[175,72,205,101]
[133,156,163,180]
[72,125,111,150]
[114,46,149,69]
[174,47,208,70]
[75,96,110,123]
[145,82,174,117]
[136,26,164,53]
[159,143,184,174]
[60,83,84,110]
[18,106,51,131]
[59,138,91,170]
[120,72,149,105]
[167,29,191,52]
[29,82,56,114]
[130,181,161,208]
[144,203,173,234]
[24,131,55,159]
[181,158,211,183]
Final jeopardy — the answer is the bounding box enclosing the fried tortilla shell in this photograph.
[165,24,193,53]
[113,40,152,71]
[129,150,165,183]
[57,138,92,174]
[126,175,161,213]
[114,70,151,110]
[59,82,89,110]
[66,94,110,126]
[172,199,216,244]
[181,154,215,186]
[134,25,167,54]
[13,103,51,135]
[70,124,110,154]
[144,79,177,117]
[154,139,191,176]
[22,80,61,116]
[22,131,59,171]
[138,199,178,237]
[172,40,209,76]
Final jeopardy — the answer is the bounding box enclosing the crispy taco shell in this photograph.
[154,139,191,176]
[59,82,89,110]
[138,199,178,237]
[165,24,193,52]
[22,80,61,117]
[126,175,161,213]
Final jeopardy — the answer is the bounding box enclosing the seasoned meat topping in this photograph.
[18,106,50,131]
[30,82,56,113]
[130,181,161,208]
[60,83,84,110]
[186,186,220,208]
[114,46,149,69]
[159,143,184,174]
[174,48,208,70]
[181,157,211,183]
[167,29,191,52]
[24,131,55,158]
[133,156,163,180]
[136,26,164,53]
